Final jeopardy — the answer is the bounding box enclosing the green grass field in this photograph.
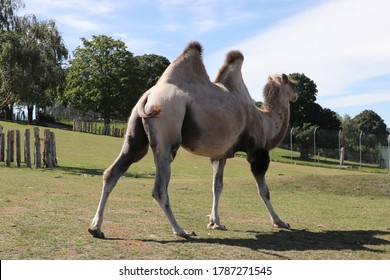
[1,120,389,259]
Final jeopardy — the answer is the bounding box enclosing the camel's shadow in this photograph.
[142,229,390,254]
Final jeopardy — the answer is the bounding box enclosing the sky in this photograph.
[20,0,390,127]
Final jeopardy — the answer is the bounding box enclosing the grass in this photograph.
[0,120,390,260]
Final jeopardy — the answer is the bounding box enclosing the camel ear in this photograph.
[268,75,273,81]
[282,73,289,83]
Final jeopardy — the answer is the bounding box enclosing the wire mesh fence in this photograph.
[280,127,390,172]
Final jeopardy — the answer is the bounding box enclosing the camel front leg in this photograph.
[253,175,290,228]
[249,149,290,229]
[208,158,227,230]
[152,153,196,238]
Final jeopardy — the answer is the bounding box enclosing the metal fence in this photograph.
[281,127,390,171]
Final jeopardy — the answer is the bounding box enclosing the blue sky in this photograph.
[21,0,390,127]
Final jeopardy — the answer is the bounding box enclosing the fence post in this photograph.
[10,130,14,163]
[313,127,318,163]
[290,127,294,164]
[16,130,21,167]
[44,129,52,168]
[25,129,31,168]
[6,130,11,166]
[388,135,390,174]
[0,125,3,161]
[50,131,57,167]
[359,131,363,170]
[34,127,41,168]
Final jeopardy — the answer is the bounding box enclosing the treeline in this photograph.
[0,0,170,126]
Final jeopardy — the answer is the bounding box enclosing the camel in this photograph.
[88,41,298,239]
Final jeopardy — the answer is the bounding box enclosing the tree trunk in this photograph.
[27,105,34,123]
[3,104,14,120]
[103,118,111,136]
[299,146,310,160]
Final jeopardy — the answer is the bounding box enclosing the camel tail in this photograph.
[138,93,161,119]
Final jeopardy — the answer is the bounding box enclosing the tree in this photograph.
[1,1,68,122]
[16,15,68,121]
[341,110,389,163]
[0,0,23,112]
[64,35,139,128]
[288,73,341,159]
[0,0,23,31]
[136,54,170,94]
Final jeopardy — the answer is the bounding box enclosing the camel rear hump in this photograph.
[214,50,248,95]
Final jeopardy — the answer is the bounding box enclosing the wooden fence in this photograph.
[73,119,126,138]
[0,125,57,168]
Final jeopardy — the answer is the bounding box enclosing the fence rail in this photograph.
[0,125,57,168]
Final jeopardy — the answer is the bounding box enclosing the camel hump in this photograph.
[183,41,203,56]
[159,41,209,85]
[225,50,244,64]
[214,50,245,90]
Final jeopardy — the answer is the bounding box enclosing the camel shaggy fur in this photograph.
[88,41,298,239]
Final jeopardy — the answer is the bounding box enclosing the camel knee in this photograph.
[248,148,270,176]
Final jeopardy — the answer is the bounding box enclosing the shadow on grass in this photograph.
[142,229,390,256]
[58,165,155,179]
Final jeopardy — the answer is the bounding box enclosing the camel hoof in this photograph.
[88,227,105,239]
[175,231,197,239]
[272,221,290,229]
[207,223,227,230]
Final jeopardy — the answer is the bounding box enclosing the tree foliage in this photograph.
[1,1,68,121]
[64,36,170,126]
[136,54,170,93]
[288,73,341,159]
[0,0,24,31]
[341,110,389,163]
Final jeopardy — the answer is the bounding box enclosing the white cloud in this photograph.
[208,0,390,102]
[157,0,259,34]
[320,92,390,109]
[56,14,105,31]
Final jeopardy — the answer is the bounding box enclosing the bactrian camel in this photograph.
[88,41,298,239]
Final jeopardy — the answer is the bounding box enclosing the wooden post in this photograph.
[44,129,52,168]
[10,130,14,162]
[16,130,21,167]
[25,129,31,168]
[34,127,41,168]
[0,125,3,161]
[6,130,11,166]
[50,131,57,167]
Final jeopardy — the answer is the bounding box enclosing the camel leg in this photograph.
[249,149,290,229]
[88,114,149,238]
[208,158,227,230]
[151,148,196,238]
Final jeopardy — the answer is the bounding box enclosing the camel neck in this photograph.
[257,103,290,150]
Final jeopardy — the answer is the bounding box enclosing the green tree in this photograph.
[64,35,139,128]
[1,2,67,121]
[342,110,388,163]
[0,0,23,112]
[16,15,68,121]
[288,73,341,159]
[136,54,170,93]
[0,0,23,31]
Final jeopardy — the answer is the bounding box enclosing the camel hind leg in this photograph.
[143,108,196,238]
[88,112,149,238]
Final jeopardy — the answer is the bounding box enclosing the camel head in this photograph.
[262,73,298,109]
